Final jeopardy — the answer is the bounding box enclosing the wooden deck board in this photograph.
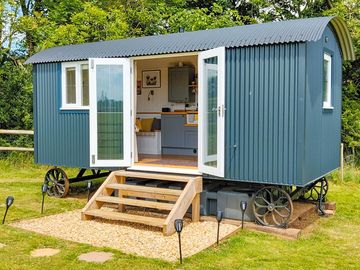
[136,154,198,169]
[106,183,183,196]
[114,170,193,182]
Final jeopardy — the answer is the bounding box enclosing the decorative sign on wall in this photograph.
[137,81,142,95]
[142,70,161,88]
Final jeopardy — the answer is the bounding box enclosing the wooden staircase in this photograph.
[81,170,202,235]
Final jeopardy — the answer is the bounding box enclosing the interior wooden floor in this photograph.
[135,154,198,169]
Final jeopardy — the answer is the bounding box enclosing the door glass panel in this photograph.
[96,65,124,160]
[204,57,218,168]
[81,64,89,106]
[66,67,76,104]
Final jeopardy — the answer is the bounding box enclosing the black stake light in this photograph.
[216,210,223,245]
[240,201,248,229]
[174,219,183,264]
[2,196,14,224]
[41,184,48,214]
[87,181,93,202]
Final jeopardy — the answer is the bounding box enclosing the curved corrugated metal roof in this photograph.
[25,16,355,64]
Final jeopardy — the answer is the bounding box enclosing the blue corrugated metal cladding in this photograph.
[225,42,306,186]
[302,26,342,186]
[33,63,90,168]
[224,25,342,187]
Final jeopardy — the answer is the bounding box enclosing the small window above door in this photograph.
[61,61,89,110]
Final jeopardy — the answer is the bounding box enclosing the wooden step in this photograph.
[114,170,193,182]
[106,183,182,201]
[96,196,174,211]
[83,209,165,227]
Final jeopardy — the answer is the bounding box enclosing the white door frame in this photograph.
[198,47,226,177]
[89,58,132,167]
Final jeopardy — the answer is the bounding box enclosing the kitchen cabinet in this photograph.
[161,114,198,155]
[168,66,195,103]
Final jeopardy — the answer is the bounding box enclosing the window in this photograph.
[61,61,89,109]
[323,53,332,109]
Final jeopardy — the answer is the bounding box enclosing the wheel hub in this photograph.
[267,203,275,211]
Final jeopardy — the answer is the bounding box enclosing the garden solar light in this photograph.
[216,210,223,245]
[87,181,93,202]
[240,201,248,229]
[41,183,48,214]
[2,196,14,224]
[174,219,183,264]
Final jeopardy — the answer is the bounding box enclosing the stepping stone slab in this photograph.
[0,243,5,249]
[30,248,60,257]
[78,251,114,263]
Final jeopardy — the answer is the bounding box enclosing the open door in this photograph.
[198,47,225,177]
[89,58,132,167]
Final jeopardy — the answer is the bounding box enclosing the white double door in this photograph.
[88,47,226,178]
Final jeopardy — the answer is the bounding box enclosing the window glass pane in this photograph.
[323,58,329,103]
[203,56,218,168]
[323,53,332,108]
[96,64,124,160]
[66,67,76,104]
[82,64,89,106]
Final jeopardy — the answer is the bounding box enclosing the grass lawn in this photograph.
[0,154,360,269]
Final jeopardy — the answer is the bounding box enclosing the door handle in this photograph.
[221,105,226,117]
[211,106,221,117]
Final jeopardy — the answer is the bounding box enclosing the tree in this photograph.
[324,0,360,151]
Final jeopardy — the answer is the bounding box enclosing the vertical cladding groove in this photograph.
[244,48,249,178]
[35,63,90,168]
[262,47,268,181]
[249,47,254,180]
[253,47,258,180]
[234,49,240,177]
[225,43,304,186]
[32,65,37,162]
[240,48,246,178]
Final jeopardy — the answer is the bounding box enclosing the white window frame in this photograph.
[323,53,333,109]
[61,61,90,110]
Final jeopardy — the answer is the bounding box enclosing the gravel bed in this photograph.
[11,210,239,261]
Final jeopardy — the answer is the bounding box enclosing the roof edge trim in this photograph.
[330,17,356,61]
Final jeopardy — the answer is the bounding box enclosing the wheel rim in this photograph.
[44,168,69,198]
[253,186,293,228]
[302,178,328,202]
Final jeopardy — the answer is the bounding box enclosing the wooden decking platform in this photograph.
[81,170,202,235]
[136,154,198,169]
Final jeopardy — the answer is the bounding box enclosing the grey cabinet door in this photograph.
[168,68,188,102]
[184,127,198,148]
[161,115,186,148]
[168,67,195,103]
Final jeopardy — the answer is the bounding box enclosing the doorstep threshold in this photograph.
[127,165,202,176]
